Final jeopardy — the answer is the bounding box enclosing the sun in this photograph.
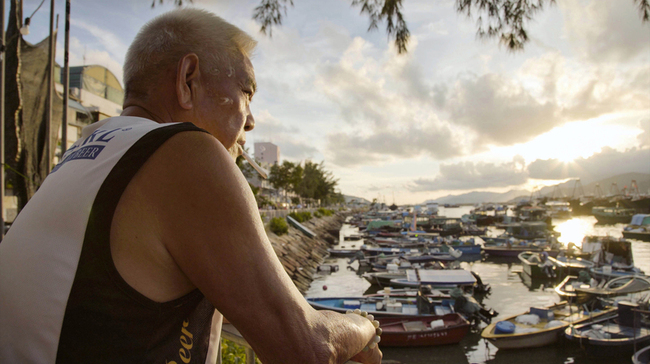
[556,154,576,163]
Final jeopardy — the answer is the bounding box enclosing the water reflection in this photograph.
[554,217,600,247]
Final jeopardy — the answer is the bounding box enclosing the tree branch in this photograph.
[456,0,556,51]
[635,0,650,21]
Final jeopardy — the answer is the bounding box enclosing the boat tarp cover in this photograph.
[367,220,402,230]
[631,215,650,226]
[406,269,476,285]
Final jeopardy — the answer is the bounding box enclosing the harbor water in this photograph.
[306,206,650,364]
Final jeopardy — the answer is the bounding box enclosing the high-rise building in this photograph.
[254,142,280,167]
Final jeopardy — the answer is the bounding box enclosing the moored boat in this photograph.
[547,254,595,277]
[573,275,650,304]
[286,215,317,238]
[623,214,650,242]
[378,313,470,347]
[388,269,477,289]
[565,301,650,357]
[481,301,616,350]
[306,295,454,317]
[518,251,558,279]
[327,248,361,257]
[592,206,636,224]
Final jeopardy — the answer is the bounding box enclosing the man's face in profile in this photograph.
[193,55,256,160]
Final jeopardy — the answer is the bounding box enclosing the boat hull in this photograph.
[481,302,616,350]
[378,314,470,347]
[623,231,650,242]
[486,327,565,350]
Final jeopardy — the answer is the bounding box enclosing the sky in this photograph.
[16,0,650,204]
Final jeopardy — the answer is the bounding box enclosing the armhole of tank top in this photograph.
[87,122,209,309]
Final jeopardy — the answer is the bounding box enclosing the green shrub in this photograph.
[317,208,333,216]
[289,211,312,223]
[270,217,289,236]
[314,211,323,218]
[221,338,262,364]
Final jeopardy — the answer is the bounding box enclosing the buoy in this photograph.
[323,285,328,291]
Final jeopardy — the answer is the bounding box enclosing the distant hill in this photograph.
[420,172,650,205]
[343,194,372,204]
[426,189,530,205]
[536,172,650,198]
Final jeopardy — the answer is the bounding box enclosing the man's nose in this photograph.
[244,110,255,132]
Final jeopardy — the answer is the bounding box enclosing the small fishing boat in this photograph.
[518,251,558,279]
[388,269,477,289]
[363,271,408,286]
[554,275,591,301]
[590,266,645,281]
[327,248,360,257]
[592,206,636,224]
[484,245,545,258]
[547,255,595,276]
[377,313,471,347]
[573,275,650,304]
[286,215,317,238]
[565,301,650,357]
[306,296,455,317]
[481,301,616,350]
[431,240,482,255]
[623,214,650,242]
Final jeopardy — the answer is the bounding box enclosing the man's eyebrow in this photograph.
[240,77,256,94]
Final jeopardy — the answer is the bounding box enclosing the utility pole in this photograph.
[0,0,6,240]
[62,0,70,156]
[46,0,55,173]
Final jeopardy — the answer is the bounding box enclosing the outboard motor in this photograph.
[451,288,498,329]
[471,271,491,295]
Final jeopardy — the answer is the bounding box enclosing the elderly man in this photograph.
[0,8,381,364]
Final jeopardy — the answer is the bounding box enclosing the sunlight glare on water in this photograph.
[554,218,597,248]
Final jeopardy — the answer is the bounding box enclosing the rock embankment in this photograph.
[266,213,345,294]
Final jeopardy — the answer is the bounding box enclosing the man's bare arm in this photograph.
[135,131,380,364]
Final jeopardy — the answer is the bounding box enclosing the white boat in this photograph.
[388,269,477,288]
[481,301,615,350]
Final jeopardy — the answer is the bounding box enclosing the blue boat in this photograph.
[306,296,455,317]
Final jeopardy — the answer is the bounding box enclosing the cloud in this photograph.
[407,156,528,191]
[561,0,650,63]
[638,119,650,148]
[56,36,125,85]
[71,19,128,62]
[527,146,650,181]
[327,122,460,167]
[252,110,318,160]
[445,73,559,146]
[318,37,468,167]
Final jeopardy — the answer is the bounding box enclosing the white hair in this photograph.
[123,8,257,99]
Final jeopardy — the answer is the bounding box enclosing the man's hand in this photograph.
[348,344,382,364]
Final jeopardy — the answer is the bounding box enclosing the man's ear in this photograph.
[176,53,201,110]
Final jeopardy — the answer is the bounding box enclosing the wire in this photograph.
[28,0,47,21]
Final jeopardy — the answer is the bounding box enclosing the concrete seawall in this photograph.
[266,213,346,294]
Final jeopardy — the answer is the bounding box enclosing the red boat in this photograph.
[377,313,470,347]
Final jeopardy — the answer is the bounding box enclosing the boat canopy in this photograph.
[367,220,402,229]
[630,214,650,226]
[405,269,477,285]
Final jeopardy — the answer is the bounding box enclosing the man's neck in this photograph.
[121,104,171,124]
